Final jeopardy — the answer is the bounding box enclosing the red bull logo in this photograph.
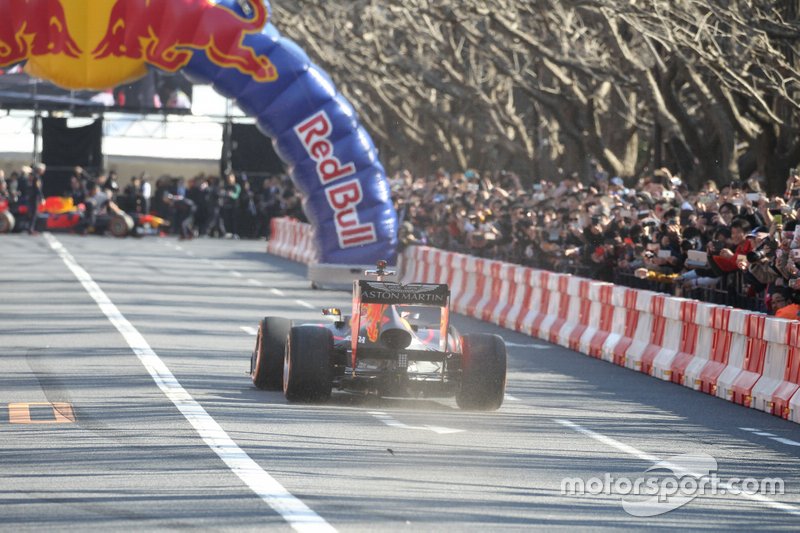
[0,0,82,66]
[0,0,276,89]
[295,111,377,249]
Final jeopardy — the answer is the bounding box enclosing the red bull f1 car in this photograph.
[250,261,507,410]
[0,196,167,236]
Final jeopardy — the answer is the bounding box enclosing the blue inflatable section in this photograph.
[182,0,397,264]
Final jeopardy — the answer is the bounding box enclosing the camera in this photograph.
[709,240,727,255]
[746,237,778,263]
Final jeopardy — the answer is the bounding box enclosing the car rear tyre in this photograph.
[109,213,134,237]
[251,317,291,390]
[456,333,507,411]
[0,211,14,234]
[283,326,333,402]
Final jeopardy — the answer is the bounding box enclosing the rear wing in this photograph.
[351,280,451,364]
[356,280,450,306]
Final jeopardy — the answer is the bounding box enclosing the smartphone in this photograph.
[746,193,761,202]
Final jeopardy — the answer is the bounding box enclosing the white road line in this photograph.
[295,299,316,310]
[557,418,800,516]
[505,342,551,349]
[368,411,463,435]
[241,326,258,336]
[504,394,520,401]
[249,279,264,287]
[231,271,244,278]
[772,438,800,447]
[175,245,184,251]
[270,288,286,296]
[44,233,335,533]
[741,427,800,447]
[186,251,195,257]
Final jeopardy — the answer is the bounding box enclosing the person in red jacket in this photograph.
[711,219,752,273]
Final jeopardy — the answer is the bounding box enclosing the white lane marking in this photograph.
[558,418,800,516]
[504,394,520,401]
[741,427,800,447]
[772,438,800,447]
[368,411,463,435]
[505,342,551,349]
[201,258,213,264]
[270,288,286,296]
[249,279,264,287]
[241,326,258,336]
[186,251,195,257]
[231,271,244,278]
[295,299,315,310]
[175,245,184,251]
[44,233,335,533]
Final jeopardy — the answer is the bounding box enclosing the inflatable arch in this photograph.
[0,0,398,264]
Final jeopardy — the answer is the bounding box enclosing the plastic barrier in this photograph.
[267,217,317,264]
[770,322,800,420]
[718,314,769,406]
[601,287,641,365]
[559,278,592,350]
[624,292,662,372]
[751,318,797,416]
[670,302,715,386]
[582,283,615,357]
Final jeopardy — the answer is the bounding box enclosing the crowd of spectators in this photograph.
[391,165,800,318]
[0,164,306,239]
[6,158,800,318]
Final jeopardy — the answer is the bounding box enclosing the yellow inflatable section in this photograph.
[1,0,147,89]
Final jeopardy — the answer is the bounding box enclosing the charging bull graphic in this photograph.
[0,0,81,66]
[93,0,276,81]
[0,0,398,264]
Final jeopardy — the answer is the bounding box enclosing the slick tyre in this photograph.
[456,333,507,411]
[109,213,134,237]
[251,317,291,390]
[283,325,333,402]
[0,211,14,234]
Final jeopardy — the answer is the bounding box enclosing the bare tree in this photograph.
[271,0,799,189]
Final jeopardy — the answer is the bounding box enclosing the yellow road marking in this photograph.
[8,402,75,424]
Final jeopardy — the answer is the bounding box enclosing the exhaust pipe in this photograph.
[379,307,413,349]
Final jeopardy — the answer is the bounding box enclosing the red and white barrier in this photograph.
[280,243,800,425]
[266,217,317,264]
[718,314,768,406]
[497,266,532,330]
[646,297,685,379]
[750,318,795,414]
[670,302,716,386]
[601,287,641,365]
[624,292,662,372]
[582,283,615,357]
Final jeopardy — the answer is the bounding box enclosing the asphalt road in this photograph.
[2,233,800,531]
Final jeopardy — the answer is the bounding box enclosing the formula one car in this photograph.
[0,196,167,236]
[250,261,507,410]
